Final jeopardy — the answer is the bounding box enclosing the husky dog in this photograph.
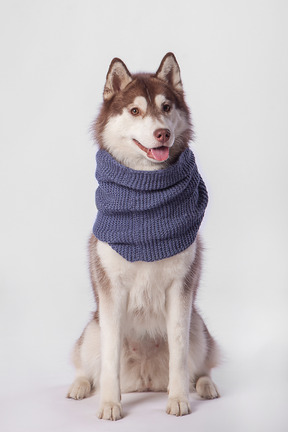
[67,53,220,420]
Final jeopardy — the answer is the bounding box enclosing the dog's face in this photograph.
[94,53,192,170]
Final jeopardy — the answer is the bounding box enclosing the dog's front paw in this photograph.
[166,397,191,416]
[98,402,122,421]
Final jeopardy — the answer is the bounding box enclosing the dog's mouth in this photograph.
[133,139,169,162]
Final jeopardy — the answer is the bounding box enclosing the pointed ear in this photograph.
[103,58,132,101]
[155,52,183,91]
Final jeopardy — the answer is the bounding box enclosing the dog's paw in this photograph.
[196,376,220,400]
[166,397,191,416]
[98,402,122,421]
[67,377,91,400]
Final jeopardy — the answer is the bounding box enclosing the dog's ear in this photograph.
[103,58,132,101]
[155,53,183,91]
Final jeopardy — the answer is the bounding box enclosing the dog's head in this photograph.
[94,53,192,170]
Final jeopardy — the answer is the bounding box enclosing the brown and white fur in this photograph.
[67,53,220,420]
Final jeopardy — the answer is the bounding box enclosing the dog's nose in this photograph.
[154,128,171,144]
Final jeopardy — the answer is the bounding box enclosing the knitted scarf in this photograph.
[93,148,208,262]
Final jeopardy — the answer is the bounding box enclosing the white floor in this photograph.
[2,348,287,432]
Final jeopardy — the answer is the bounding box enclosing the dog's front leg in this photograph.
[166,281,193,416]
[97,289,126,421]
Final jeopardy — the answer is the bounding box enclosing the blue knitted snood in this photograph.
[93,148,208,262]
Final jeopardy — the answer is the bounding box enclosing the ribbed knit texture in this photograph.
[93,148,208,262]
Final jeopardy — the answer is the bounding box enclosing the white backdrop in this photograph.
[1,1,287,431]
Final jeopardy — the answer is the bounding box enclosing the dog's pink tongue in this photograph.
[148,146,169,161]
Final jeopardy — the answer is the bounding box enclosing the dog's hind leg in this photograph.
[67,375,91,400]
[189,308,220,400]
[195,376,219,399]
[67,318,101,400]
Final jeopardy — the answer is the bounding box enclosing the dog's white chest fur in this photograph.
[97,240,196,338]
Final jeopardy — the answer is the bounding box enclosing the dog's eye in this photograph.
[162,104,171,113]
[130,107,140,116]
